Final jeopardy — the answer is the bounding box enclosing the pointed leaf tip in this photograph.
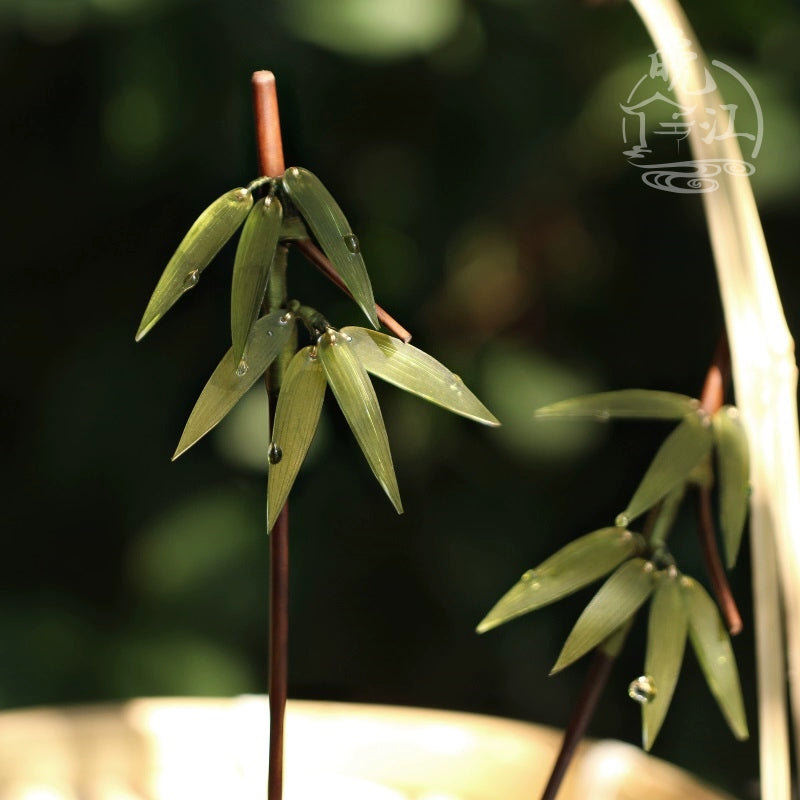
[683,576,748,740]
[136,188,253,341]
[318,329,402,513]
[267,347,327,532]
[551,558,655,674]
[713,406,750,568]
[477,527,642,633]
[172,311,294,459]
[619,412,714,524]
[642,571,688,750]
[343,327,499,427]
[282,167,379,329]
[231,196,283,364]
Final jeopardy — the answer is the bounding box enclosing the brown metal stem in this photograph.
[252,72,285,178]
[293,239,413,342]
[696,332,742,635]
[252,69,289,800]
[268,501,290,800]
[696,486,743,634]
[540,651,616,800]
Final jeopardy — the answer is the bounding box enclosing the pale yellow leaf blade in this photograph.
[551,558,656,674]
[343,327,499,426]
[231,196,283,364]
[136,188,253,341]
[477,527,643,633]
[173,311,294,459]
[267,347,327,532]
[318,330,402,513]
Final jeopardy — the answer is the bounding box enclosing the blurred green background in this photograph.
[2,0,800,796]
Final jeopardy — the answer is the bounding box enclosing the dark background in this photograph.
[2,0,799,796]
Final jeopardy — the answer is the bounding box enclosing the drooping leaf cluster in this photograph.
[478,390,750,750]
[137,168,499,530]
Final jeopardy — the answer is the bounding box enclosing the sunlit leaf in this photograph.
[231,196,283,364]
[477,527,643,633]
[282,167,378,328]
[642,571,688,750]
[618,413,714,525]
[535,390,699,420]
[551,558,655,674]
[136,188,253,341]
[173,311,295,459]
[713,406,750,568]
[683,576,748,739]
[267,347,327,532]
[318,330,401,513]
[343,327,500,427]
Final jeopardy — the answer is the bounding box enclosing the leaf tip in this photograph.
[475,617,494,635]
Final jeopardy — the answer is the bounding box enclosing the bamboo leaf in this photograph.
[477,527,643,633]
[713,406,750,568]
[267,347,327,532]
[642,571,688,750]
[618,413,714,525]
[281,167,378,328]
[173,311,294,459]
[136,188,253,341]
[318,330,402,513]
[535,390,699,420]
[551,558,655,674]
[683,576,748,739]
[343,327,500,427]
[231,196,283,365]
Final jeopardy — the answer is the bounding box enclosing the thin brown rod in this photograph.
[696,486,743,634]
[293,238,413,343]
[540,651,616,800]
[696,331,742,635]
[699,332,730,416]
[253,69,289,800]
[268,501,290,800]
[252,71,285,178]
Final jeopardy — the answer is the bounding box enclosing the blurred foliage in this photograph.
[2,0,799,797]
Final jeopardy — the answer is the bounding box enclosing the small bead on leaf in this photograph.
[136,188,253,341]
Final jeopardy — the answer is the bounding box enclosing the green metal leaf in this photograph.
[551,558,656,674]
[535,390,699,420]
[231,196,283,365]
[618,413,714,525]
[318,329,402,513]
[173,311,295,459]
[477,527,643,633]
[281,167,378,328]
[642,571,688,750]
[136,188,253,341]
[267,347,327,532]
[342,327,500,427]
[683,576,748,739]
[713,406,750,568]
